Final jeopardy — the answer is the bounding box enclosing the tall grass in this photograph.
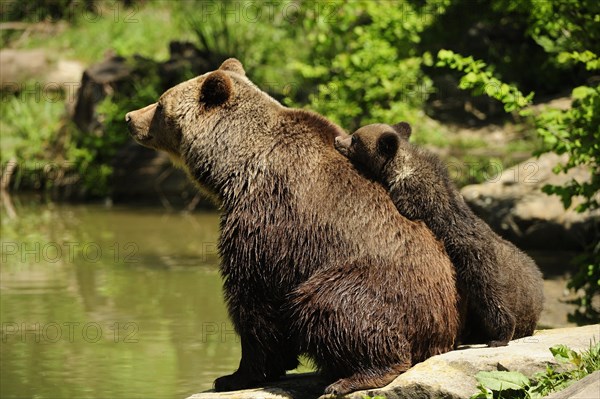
[18,2,192,62]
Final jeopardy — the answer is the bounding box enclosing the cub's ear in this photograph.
[392,122,412,140]
[219,58,246,76]
[200,71,233,107]
[377,132,400,158]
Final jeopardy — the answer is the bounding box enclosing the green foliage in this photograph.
[420,0,584,96]
[177,0,455,145]
[0,89,64,163]
[436,50,534,112]
[558,51,600,71]
[470,343,600,399]
[522,0,600,59]
[284,0,445,131]
[178,0,299,96]
[0,89,67,191]
[536,85,600,213]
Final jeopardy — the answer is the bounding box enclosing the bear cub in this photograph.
[335,123,544,346]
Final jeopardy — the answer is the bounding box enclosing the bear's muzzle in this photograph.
[126,103,157,144]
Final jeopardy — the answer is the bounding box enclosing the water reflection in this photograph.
[1,199,238,399]
[0,198,580,399]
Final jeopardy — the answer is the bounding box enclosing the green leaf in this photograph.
[469,387,494,399]
[551,344,573,363]
[438,49,454,60]
[475,371,530,392]
[550,344,581,365]
[572,86,594,100]
[422,51,434,67]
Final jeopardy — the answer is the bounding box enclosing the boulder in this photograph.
[71,54,133,133]
[460,153,599,250]
[186,325,599,399]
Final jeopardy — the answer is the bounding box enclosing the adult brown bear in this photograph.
[126,59,459,395]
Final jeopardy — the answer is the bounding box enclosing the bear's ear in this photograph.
[219,58,246,76]
[392,122,412,140]
[200,71,233,107]
[377,132,400,158]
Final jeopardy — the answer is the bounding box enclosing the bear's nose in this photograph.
[125,112,132,124]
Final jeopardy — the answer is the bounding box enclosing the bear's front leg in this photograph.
[213,335,263,391]
[213,303,298,391]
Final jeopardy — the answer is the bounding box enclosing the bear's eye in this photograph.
[351,135,358,145]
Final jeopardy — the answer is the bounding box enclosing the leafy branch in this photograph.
[436,50,534,112]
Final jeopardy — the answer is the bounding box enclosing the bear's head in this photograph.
[126,58,287,194]
[125,58,252,157]
[334,122,412,176]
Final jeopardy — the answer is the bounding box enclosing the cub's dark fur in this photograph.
[336,123,544,346]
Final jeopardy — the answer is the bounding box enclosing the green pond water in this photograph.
[1,199,241,399]
[0,198,579,399]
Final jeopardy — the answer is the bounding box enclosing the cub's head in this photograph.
[334,122,412,176]
[125,58,270,165]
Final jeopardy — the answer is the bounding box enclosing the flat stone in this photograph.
[187,373,329,399]
[186,325,599,399]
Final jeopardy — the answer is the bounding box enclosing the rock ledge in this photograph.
[187,325,599,399]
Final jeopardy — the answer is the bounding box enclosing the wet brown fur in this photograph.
[126,61,460,395]
[336,123,544,346]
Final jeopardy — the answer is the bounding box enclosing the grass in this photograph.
[0,89,65,163]
[13,2,193,63]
